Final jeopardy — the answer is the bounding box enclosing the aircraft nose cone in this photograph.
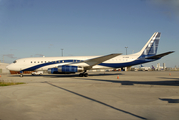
[6,65,10,70]
[6,64,13,70]
[6,64,20,71]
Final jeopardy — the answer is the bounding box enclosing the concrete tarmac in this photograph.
[0,71,179,120]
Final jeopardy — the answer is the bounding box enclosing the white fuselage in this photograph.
[7,54,139,72]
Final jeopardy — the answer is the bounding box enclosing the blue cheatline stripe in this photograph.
[22,58,160,71]
[99,58,159,68]
[22,59,82,71]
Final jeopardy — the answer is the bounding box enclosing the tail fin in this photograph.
[152,65,155,70]
[138,32,161,58]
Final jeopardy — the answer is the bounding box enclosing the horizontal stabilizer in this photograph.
[145,51,174,59]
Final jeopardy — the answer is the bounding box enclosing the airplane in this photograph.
[6,32,174,77]
[140,64,151,71]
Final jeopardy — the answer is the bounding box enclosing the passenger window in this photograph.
[31,61,32,63]
[41,61,43,63]
[34,61,36,63]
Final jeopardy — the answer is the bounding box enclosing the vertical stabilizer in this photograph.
[137,32,161,58]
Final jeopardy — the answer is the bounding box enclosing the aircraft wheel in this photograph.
[79,73,83,77]
[84,73,88,77]
[20,74,23,77]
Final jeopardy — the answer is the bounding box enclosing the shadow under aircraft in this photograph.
[9,72,123,78]
[82,77,179,86]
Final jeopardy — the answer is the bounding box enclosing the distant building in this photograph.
[0,63,10,74]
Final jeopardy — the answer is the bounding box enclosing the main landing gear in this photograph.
[79,70,88,77]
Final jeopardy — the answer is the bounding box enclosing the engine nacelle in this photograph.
[48,68,61,74]
[58,65,83,73]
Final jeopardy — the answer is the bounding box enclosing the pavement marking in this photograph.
[46,81,147,120]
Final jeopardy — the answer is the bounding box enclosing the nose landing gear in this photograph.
[19,71,23,77]
[20,74,23,77]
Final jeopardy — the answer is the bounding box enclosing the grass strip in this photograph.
[0,80,25,86]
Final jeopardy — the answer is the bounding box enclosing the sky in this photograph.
[0,0,178,67]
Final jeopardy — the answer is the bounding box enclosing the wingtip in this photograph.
[111,53,122,55]
[168,51,175,54]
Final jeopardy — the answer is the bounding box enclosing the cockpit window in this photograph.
[13,60,17,63]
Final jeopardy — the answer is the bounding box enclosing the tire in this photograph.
[79,73,83,77]
[84,73,88,77]
[20,74,23,77]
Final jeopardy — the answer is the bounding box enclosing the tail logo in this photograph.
[143,33,160,56]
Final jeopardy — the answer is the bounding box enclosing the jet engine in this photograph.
[58,65,83,73]
[48,65,83,74]
[48,68,60,74]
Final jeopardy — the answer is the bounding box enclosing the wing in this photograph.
[83,53,122,69]
[68,53,122,70]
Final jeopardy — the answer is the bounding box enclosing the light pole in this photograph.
[125,47,128,55]
[61,49,63,56]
